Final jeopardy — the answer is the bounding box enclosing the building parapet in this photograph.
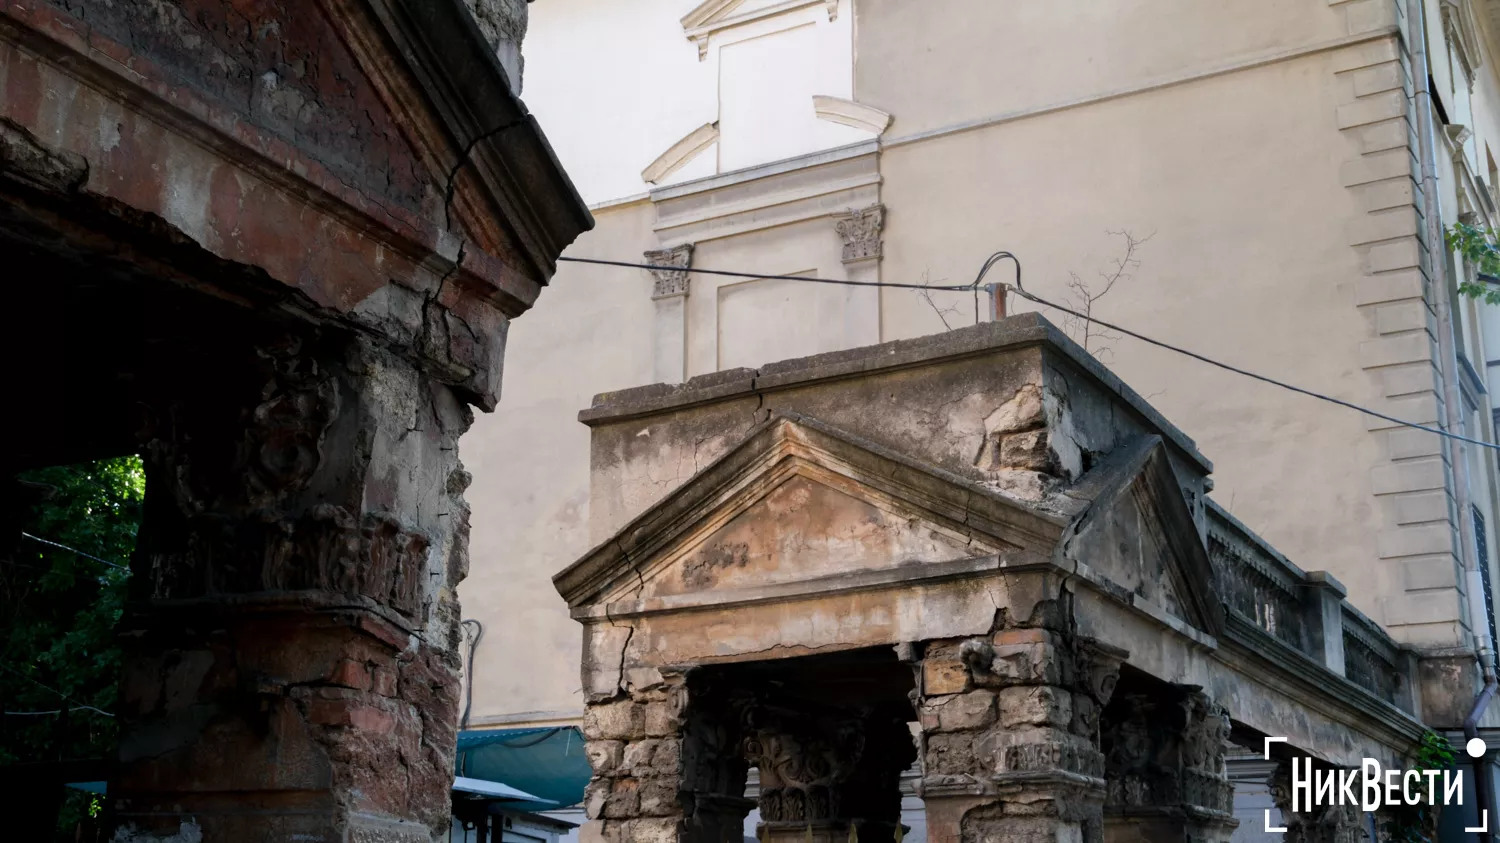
[1207,498,1414,712]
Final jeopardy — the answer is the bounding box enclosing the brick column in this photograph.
[914,607,1126,843]
[581,671,754,843]
[110,331,476,842]
[1100,687,1237,842]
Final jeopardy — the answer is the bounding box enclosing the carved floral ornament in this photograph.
[645,243,694,299]
[834,204,884,264]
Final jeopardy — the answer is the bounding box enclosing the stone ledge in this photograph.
[579,313,1212,473]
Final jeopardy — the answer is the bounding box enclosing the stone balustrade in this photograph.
[1206,500,1413,711]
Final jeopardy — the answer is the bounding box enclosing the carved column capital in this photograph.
[736,698,912,842]
[1269,759,1371,843]
[739,702,864,823]
[645,243,694,299]
[834,204,884,265]
[1102,686,1236,841]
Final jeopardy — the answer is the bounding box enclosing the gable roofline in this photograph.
[552,412,1072,609]
[581,313,1212,475]
[1061,434,1225,638]
[348,0,594,279]
[681,0,745,29]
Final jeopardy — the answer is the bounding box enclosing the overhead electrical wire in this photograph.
[560,251,1500,453]
[558,256,973,291]
[0,663,114,717]
[19,532,128,570]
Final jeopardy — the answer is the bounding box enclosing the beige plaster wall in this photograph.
[853,0,1350,140]
[458,199,657,722]
[686,222,861,377]
[869,45,1395,625]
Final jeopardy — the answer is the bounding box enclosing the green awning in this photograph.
[456,727,590,808]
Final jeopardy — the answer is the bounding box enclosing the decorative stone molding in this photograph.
[739,706,863,822]
[652,141,880,246]
[1102,689,1234,815]
[733,698,912,843]
[812,96,892,135]
[1446,123,1474,160]
[681,0,840,61]
[645,244,694,299]
[834,204,884,264]
[641,122,719,185]
[1442,0,1483,87]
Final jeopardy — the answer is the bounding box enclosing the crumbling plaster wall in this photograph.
[0,12,515,408]
[35,0,434,215]
[583,324,1211,545]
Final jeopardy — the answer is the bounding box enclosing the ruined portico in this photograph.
[556,315,1429,842]
[0,0,590,839]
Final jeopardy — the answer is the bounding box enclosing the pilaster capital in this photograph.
[834,204,884,265]
[645,244,694,299]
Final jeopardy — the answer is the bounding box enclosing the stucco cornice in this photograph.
[681,0,839,59]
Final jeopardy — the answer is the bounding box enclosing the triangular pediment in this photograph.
[1062,435,1224,637]
[635,471,984,601]
[554,414,1069,611]
[682,0,829,30]
[680,0,840,58]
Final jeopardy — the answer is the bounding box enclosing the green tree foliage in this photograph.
[2,456,142,765]
[1444,223,1500,304]
[1383,731,1457,843]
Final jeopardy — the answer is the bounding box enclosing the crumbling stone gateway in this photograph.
[0,0,590,840]
[556,315,1428,843]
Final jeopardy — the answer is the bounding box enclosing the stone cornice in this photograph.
[1216,613,1425,765]
[681,0,839,60]
[579,314,1213,475]
[352,0,594,279]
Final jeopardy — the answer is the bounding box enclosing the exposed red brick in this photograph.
[330,659,373,691]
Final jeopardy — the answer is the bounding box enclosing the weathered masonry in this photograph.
[0,0,589,840]
[555,315,1426,843]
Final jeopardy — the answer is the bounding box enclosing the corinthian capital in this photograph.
[645,244,694,299]
[834,204,885,264]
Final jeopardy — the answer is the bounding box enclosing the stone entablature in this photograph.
[558,315,1427,842]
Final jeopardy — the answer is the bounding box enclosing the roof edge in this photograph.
[580,313,1212,473]
[371,0,594,280]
